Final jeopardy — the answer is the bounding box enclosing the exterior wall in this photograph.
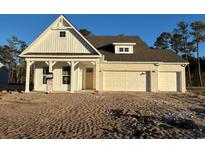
[158,64,186,92]
[28,29,92,53]
[0,63,9,86]
[34,62,47,91]
[0,67,9,86]
[53,62,71,91]
[33,60,186,93]
[99,62,186,92]
[34,61,84,92]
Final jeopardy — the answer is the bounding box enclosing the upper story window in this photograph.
[113,43,136,54]
[119,48,124,52]
[125,48,129,52]
[119,47,129,52]
[60,31,66,37]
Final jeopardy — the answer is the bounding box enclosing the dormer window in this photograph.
[125,48,129,52]
[119,48,124,52]
[60,31,66,37]
[113,43,136,54]
[119,47,129,52]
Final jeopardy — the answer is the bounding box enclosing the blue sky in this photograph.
[0,14,205,56]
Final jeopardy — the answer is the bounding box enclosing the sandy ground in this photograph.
[0,90,205,139]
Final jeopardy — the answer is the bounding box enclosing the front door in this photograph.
[86,68,93,89]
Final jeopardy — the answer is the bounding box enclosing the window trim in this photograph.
[124,48,129,52]
[115,46,134,54]
[62,66,71,85]
[60,31,66,37]
[119,48,124,52]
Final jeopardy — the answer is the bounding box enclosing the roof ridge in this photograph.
[86,35,140,37]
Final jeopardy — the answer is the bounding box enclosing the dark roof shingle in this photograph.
[86,36,186,63]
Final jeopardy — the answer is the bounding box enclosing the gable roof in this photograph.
[19,15,101,57]
[86,36,187,63]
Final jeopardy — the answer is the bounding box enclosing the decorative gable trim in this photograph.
[19,15,101,57]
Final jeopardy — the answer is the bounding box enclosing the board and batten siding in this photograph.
[34,62,83,92]
[29,29,92,53]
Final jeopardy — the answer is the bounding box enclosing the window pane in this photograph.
[119,48,124,52]
[43,76,47,84]
[43,66,49,75]
[125,48,129,52]
[63,76,70,84]
[60,31,66,37]
[62,66,70,76]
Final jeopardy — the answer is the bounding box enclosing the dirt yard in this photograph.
[0,90,205,139]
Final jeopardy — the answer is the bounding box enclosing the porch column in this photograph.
[25,60,33,93]
[95,61,100,91]
[48,61,56,73]
[70,61,75,93]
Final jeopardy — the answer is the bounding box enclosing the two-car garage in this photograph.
[102,70,181,92]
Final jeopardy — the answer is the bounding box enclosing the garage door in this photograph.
[103,71,149,91]
[159,72,179,91]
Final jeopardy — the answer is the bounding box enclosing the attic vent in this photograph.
[60,31,66,37]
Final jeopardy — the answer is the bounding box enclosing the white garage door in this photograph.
[103,71,149,91]
[159,72,179,91]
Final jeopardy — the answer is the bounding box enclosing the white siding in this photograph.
[29,29,92,53]
[53,63,71,91]
[34,63,47,91]
[34,62,84,92]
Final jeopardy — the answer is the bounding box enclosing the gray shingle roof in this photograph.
[86,36,186,62]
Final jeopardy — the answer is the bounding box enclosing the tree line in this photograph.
[153,21,205,87]
[0,36,27,84]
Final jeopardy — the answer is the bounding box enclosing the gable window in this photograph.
[62,66,71,84]
[43,66,49,84]
[60,31,66,37]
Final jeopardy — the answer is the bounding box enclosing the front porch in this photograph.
[25,58,100,93]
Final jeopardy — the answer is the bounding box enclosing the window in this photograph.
[119,47,129,52]
[60,31,66,37]
[119,48,124,52]
[62,66,71,84]
[43,66,49,84]
[125,48,129,52]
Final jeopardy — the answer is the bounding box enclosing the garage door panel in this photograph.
[159,72,178,91]
[103,71,147,91]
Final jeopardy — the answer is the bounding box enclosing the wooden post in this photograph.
[25,60,33,93]
[70,61,75,93]
[95,61,99,91]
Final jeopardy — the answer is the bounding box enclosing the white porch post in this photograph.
[48,61,56,73]
[95,61,100,91]
[25,60,33,93]
[70,61,75,93]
